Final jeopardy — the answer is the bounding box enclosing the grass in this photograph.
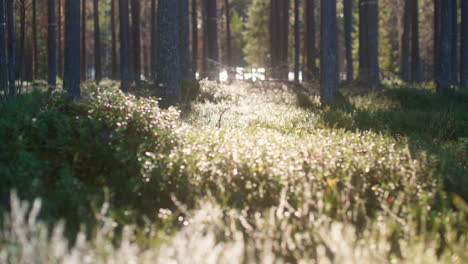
[0,80,467,263]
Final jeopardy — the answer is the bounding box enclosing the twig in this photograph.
[217,107,230,129]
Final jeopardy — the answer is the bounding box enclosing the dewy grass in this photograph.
[0,80,467,263]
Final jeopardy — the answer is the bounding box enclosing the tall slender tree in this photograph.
[344,0,353,81]
[179,0,191,80]
[401,0,410,82]
[294,0,300,83]
[48,0,57,86]
[461,0,468,88]
[0,0,8,94]
[58,0,63,78]
[320,0,337,105]
[451,0,459,85]
[434,0,441,80]
[358,0,379,88]
[411,0,421,82]
[206,0,218,80]
[224,0,232,81]
[93,0,101,83]
[64,0,81,98]
[32,0,38,79]
[6,0,16,95]
[119,0,131,91]
[150,0,157,80]
[270,0,290,79]
[304,0,317,81]
[437,0,453,92]
[81,0,87,80]
[131,0,141,83]
[111,0,117,79]
[19,1,27,82]
[157,0,181,101]
[191,0,198,75]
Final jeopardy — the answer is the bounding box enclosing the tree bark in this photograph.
[64,0,81,98]
[0,0,8,94]
[434,0,441,81]
[270,0,290,79]
[401,0,410,82]
[119,0,131,91]
[111,0,118,79]
[451,0,459,85]
[58,0,64,78]
[437,0,453,92]
[320,0,338,105]
[179,0,191,80]
[157,0,181,101]
[33,0,38,80]
[93,0,101,83]
[358,0,379,88]
[151,0,157,80]
[48,0,57,86]
[224,0,232,81]
[461,0,468,88]
[81,0,87,80]
[6,0,16,95]
[411,0,421,82]
[206,0,218,80]
[304,0,318,81]
[131,0,140,83]
[294,0,300,83]
[344,0,353,82]
[191,0,198,75]
[19,4,26,82]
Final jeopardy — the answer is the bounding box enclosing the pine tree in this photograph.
[304,0,318,81]
[0,0,8,94]
[93,0,101,84]
[64,0,81,98]
[48,0,57,86]
[320,0,337,105]
[179,0,191,80]
[437,0,453,92]
[358,0,379,88]
[6,0,16,95]
[343,0,353,82]
[131,0,141,83]
[119,0,131,91]
[461,0,468,88]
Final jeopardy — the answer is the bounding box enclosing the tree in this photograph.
[461,0,468,88]
[411,0,421,82]
[343,0,353,82]
[206,0,218,80]
[6,0,16,95]
[64,0,81,98]
[225,0,232,81]
[33,0,38,80]
[119,0,131,91]
[434,0,441,80]
[451,0,459,85]
[191,0,198,75]
[294,0,300,83]
[270,0,289,79]
[131,0,141,83]
[111,0,118,79]
[437,0,453,92]
[358,0,379,88]
[304,0,318,81]
[157,0,181,101]
[151,0,157,80]
[81,0,87,80]
[320,0,337,105]
[58,0,63,78]
[93,0,101,84]
[401,0,410,82]
[48,0,57,86]
[179,0,191,80]
[0,0,8,94]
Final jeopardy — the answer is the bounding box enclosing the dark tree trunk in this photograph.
[93,0,101,83]
[119,0,131,91]
[270,0,290,79]
[224,0,232,81]
[344,0,353,82]
[131,0,140,83]
[358,0,379,88]
[437,0,453,92]
[64,0,81,98]
[320,0,337,105]
[6,0,16,95]
[81,0,87,80]
[151,0,157,80]
[434,0,441,80]
[411,0,421,82]
[58,0,63,78]
[461,0,468,88]
[19,5,26,82]
[179,0,191,80]
[294,0,300,83]
[401,0,410,82]
[304,0,317,81]
[0,0,8,94]
[451,0,459,85]
[206,0,218,80]
[201,0,207,77]
[157,0,181,101]
[111,0,118,79]
[33,0,38,80]
[48,0,57,86]
[191,0,198,75]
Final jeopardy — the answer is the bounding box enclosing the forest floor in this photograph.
[0,80,467,263]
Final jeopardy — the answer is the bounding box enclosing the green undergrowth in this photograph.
[0,80,467,263]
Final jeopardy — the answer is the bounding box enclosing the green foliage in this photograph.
[243,0,270,67]
[1,81,467,263]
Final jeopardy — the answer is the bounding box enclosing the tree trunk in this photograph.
[33,0,38,80]
[461,0,468,88]
[119,0,131,91]
[151,0,157,80]
[19,5,26,82]
[224,0,232,81]
[344,0,353,82]
[6,0,16,96]
[434,0,441,81]
[320,0,337,105]
[48,0,57,87]
[270,0,290,79]
[111,0,118,79]
[191,0,198,75]
[437,0,453,92]
[157,0,181,101]
[93,0,101,83]
[0,0,8,94]
[179,0,191,80]
[131,0,140,83]
[401,0,410,82]
[58,0,63,78]
[304,0,318,81]
[358,0,379,88]
[206,0,218,80]
[411,0,421,82]
[451,0,459,85]
[64,0,81,98]
[294,0,300,83]
[81,0,87,80]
